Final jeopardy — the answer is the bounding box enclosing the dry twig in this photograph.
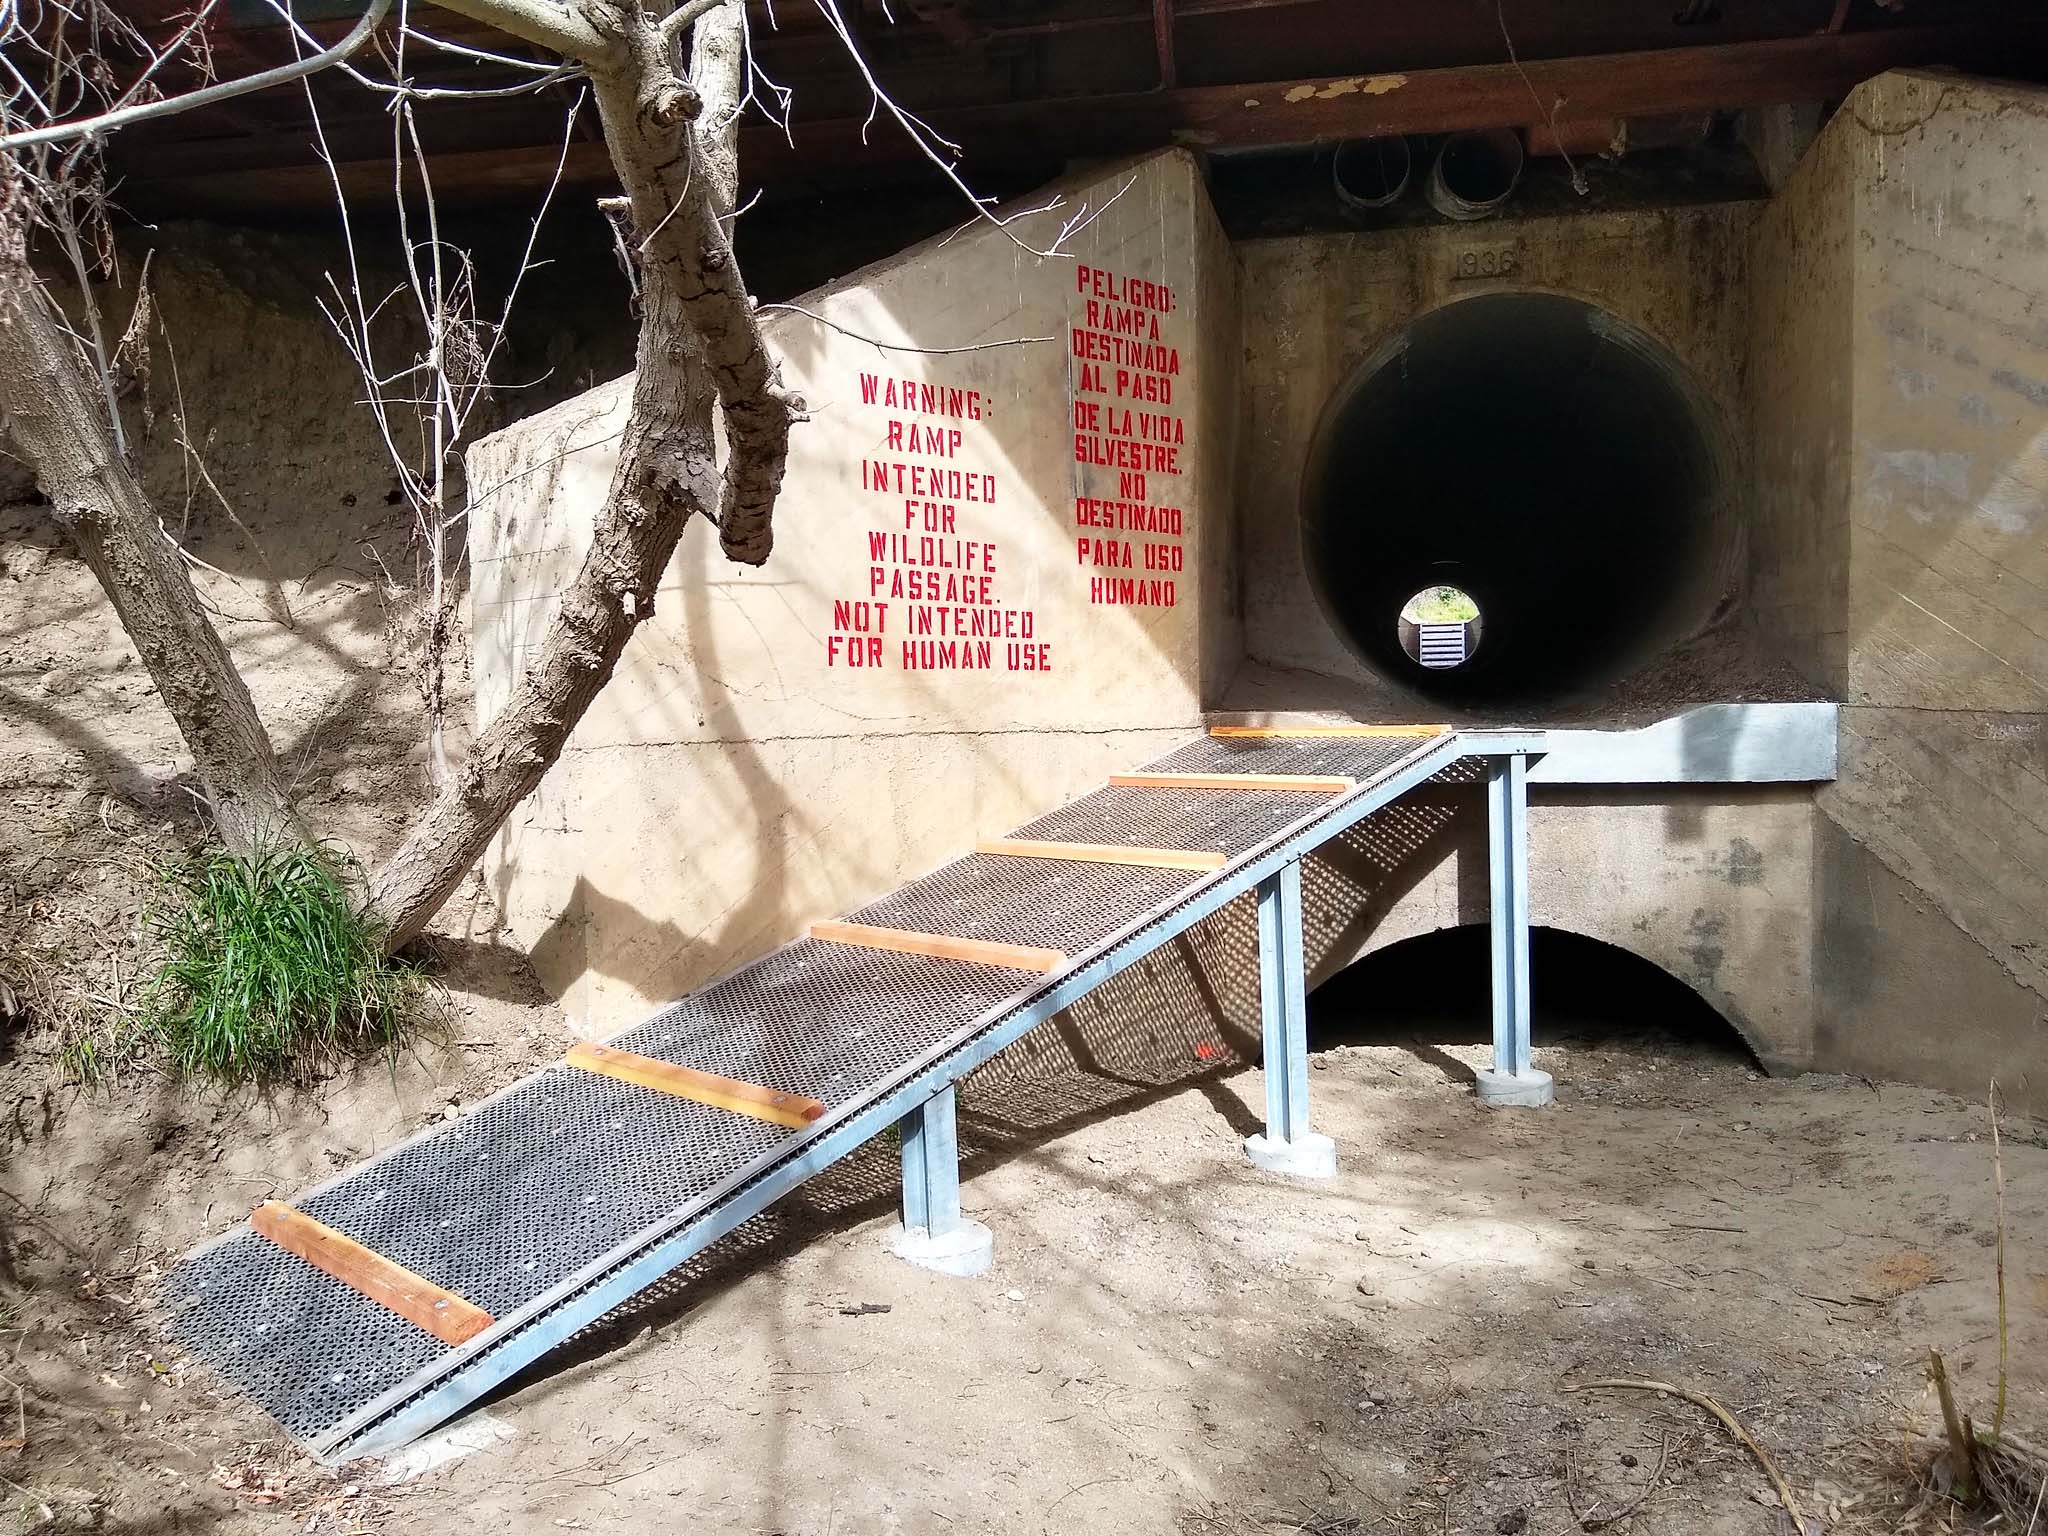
[1565,1377,1808,1531]
[753,301,1052,354]
[1991,1080,2009,1442]
[0,1372,26,1452]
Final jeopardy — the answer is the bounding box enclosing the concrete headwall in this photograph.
[1316,786,1820,1072]
[470,78,2045,1117]
[1236,204,1753,702]
[1227,74,2047,1109]
[468,150,1240,1029]
[1222,204,1821,1068]
[467,143,1821,1107]
[1748,72,2048,1112]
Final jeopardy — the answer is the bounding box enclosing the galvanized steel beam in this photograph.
[1478,753,1554,1108]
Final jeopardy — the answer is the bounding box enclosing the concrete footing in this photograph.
[1474,1067,1555,1108]
[887,1219,994,1278]
[1243,1130,1337,1178]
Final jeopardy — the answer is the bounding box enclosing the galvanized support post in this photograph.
[1244,858,1336,1177]
[1477,753,1554,1107]
[886,1084,993,1276]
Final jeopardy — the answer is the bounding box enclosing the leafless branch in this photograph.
[425,0,613,63]
[156,518,286,626]
[291,0,583,787]
[171,425,297,630]
[263,2,583,102]
[658,0,733,47]
[400,24,573,72]
[802,0,1122,257]
[754,301,1053,355]
[0,0,392,154]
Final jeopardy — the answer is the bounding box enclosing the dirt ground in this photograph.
[5,986,2042,1536]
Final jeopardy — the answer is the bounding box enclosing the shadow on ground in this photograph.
[486,923,1756,1397]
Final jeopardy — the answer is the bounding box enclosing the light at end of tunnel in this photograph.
[1398,584,1481,671]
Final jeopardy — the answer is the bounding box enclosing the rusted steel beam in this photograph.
[111,21,2047,211]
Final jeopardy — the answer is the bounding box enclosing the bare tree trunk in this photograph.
[2,0,792,950]
[368,0,793,949]
[0,247,310,861]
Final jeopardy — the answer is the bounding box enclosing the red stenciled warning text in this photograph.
[824,370,1051,674]
[1069,263,1185,609]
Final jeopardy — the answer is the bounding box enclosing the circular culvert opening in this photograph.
[1332,136,1412,211]
[1302,292,1734,708]
[1397,585,1481,670]
[1427,129,1524,219]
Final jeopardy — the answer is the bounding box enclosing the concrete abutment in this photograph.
[470,71,2048,1120]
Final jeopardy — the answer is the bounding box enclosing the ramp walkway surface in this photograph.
[164,724,1547,1460]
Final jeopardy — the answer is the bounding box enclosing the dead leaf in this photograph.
[1863,1249,1941,1299]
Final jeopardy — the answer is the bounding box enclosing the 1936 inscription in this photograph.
[1449,243,1520,280]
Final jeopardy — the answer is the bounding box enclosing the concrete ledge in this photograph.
[1475,1067,1556,1108]
[887,1220,994,1278]
[1204,703,1838,786]
[1243,1131,1337,1178]
[1526,702,1837,785]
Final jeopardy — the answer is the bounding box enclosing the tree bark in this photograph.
[367,0,795,949]
[0,245,310,861]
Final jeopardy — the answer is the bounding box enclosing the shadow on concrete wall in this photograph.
[473,154,1230,1021]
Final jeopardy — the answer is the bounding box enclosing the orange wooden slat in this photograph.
[565,1042,826,1129]
[975,838,1228,872]
[809,920,1064,973]
[250,1201,494,1347]
[1109,771,1355,793]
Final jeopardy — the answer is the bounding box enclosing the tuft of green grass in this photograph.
[117,844,435,1089]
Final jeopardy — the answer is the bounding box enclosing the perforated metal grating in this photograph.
[848,854,1198,954]
[1140,734,1434,780]
[1014,784,1342,856]
[166,727,1469,1453]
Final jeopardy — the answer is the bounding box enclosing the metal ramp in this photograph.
[162,725,1548,1460]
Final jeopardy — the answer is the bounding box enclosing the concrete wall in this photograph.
[1323,786,1819,1071]
[470,77,2048,1118]
[1746,107,1855,693]
[1218,201,1819,1074]
[468,143,1822,1110]
[964,776,1821,1116]
[1236,204,1752,697]
[1745,71,2048,1113]
[1225,73,2048,1111]
[468,150,1241,1029]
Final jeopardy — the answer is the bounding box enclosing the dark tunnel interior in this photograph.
[1301,292,1733,707]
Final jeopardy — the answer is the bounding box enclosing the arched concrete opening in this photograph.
[1309,925,1759,1065]
[1301,292,1739,707]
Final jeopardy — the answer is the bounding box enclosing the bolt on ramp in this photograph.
[163,726,1512,1459]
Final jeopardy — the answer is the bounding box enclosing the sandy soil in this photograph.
[0,222,572,1530]
[5,1000,2041,1536]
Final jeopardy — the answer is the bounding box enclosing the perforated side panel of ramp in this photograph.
[163,731,1469,1455]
